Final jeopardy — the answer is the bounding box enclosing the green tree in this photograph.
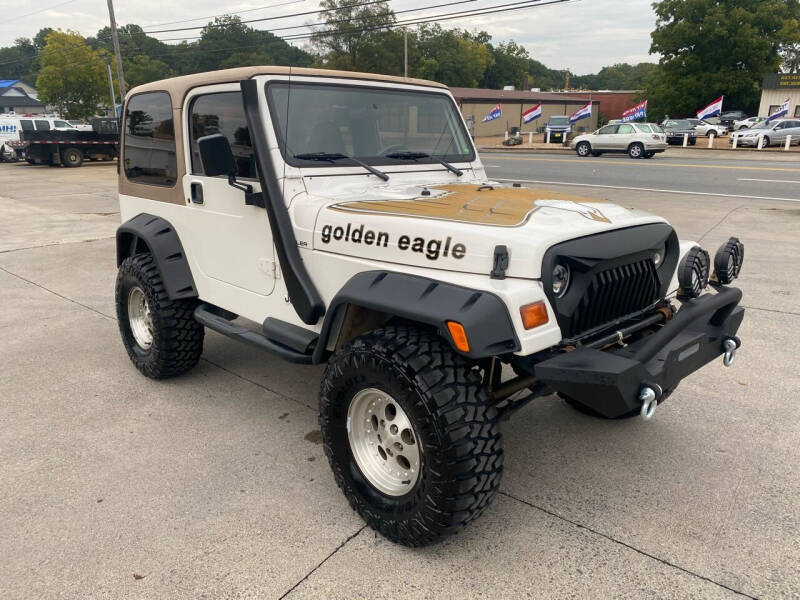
[645,0,800,118]
[35,30,109,119]
[415,25,493,87]
[125,55,172,87]
[484,41,530,89]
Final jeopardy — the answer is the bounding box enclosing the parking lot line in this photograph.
[487,155,800,173]
[494,178,800,203]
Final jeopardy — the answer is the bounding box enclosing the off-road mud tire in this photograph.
[115,253,204,379]
[319,325,503,547]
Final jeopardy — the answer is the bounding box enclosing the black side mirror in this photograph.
[198,133,236,177]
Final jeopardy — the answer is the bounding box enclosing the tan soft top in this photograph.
[128,66,447,104]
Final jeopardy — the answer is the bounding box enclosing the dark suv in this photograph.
[718,111,747,129]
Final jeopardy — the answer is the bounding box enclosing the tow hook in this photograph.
[638,384,662,421]
[722,338,738,367]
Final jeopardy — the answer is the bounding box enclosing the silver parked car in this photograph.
[687,118,727,137]
[571,122,668,159]
[732,116,768,130]
[730,118,800,147]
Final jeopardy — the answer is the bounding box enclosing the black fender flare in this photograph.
[116,213,197,300]
[312,270,520,363]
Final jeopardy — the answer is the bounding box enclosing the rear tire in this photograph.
[115,253,204,379]
[319,325,503,547]
[61,146,83,168]
[576,141,591,157]
[628,142,644,158]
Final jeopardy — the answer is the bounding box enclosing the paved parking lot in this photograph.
[1,160,798,599]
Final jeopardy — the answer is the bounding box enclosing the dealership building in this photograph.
[449,87,599,137]
[759,73,800,118]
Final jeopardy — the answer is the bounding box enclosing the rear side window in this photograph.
[35,120,50,131]
[189,92,254,179]
[20,120,33,131]
[617,124,635,134]
[124,91,177,187]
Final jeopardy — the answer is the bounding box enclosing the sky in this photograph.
[2,0,658,75]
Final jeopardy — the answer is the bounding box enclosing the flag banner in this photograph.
[570,101,592,123]
[522,103,542,124]
[620,100,647,122]
[481,104,502,123]
[766,97,791,123]
[697,96,723,120]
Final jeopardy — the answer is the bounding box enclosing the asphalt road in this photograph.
[1,160,799,599]
[482,152,800,203]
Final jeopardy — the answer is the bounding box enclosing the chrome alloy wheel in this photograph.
[347,388,421,496]
[127,286,154,350]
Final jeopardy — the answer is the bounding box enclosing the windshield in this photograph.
[549,116,570,126]
[665,120,692,128]
[267,82,474,167]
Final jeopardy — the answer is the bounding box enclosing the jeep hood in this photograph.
[311,182,666,279]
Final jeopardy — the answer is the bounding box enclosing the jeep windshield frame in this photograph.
[264,80,476,169]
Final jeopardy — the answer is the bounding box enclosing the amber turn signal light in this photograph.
[446,321,470,353]
[520,301,549,330]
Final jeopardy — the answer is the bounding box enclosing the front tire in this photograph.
[575,141,591,157]
[320,325,503,547]
[115,253,204,379]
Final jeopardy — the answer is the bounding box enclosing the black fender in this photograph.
[116,213,197,300]
[312,271,520,363]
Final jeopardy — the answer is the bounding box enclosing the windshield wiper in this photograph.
[293,152,389,181]
[384,151,463,177]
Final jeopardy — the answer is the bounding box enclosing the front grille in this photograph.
[565,258,660,339]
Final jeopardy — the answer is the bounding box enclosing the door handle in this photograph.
[190,181,204,204]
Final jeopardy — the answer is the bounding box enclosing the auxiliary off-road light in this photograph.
[678,246,711,298]
[446,321,470,353]
[520,301,549,330]
[714,237,744,284]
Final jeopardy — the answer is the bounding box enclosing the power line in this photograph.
[142,0,390,34]
[153,0,480,42]
[2,0,78,25]
[137,0,307,30]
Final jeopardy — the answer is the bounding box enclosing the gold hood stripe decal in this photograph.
[329,184,610,227]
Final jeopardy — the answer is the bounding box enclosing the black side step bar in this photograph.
[194,304,314,364]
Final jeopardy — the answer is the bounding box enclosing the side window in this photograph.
[20,120,33,131]
[189,91,254,179]
[35,120,50,131]
[617,124,635,134]
[53,120,72,128]
[597,125,618,135]
[123,91,177,187]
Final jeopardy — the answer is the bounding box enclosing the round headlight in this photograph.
[652,244,666,267]
[714,237,744,284]
[678,246,710,298]
[552,264,570,298]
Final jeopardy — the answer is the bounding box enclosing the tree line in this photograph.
[1,0,798,119]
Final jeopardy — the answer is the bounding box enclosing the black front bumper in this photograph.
[533,287,744,418]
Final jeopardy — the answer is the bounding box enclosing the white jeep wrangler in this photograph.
[115,67,745,547]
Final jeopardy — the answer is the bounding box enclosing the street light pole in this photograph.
[106,0,127,99]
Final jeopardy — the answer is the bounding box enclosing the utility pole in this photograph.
[105,61,116,116]
[106,0,127,100]
[564,67,570,91]
[404,28,408,78]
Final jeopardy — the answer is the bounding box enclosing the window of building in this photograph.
[123,91,177,187]
[768,105,780,115]
[189,92,254,179]
[794,105,800,118]
[35,120,50,130]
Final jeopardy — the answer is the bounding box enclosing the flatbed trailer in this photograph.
[11,121,119,167]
